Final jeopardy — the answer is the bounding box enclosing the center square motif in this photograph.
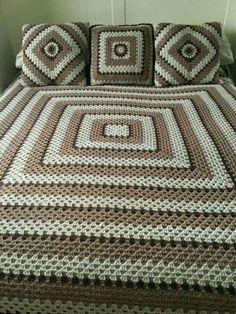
[103,123,130,138]
[158,29,216,83]
[75,113,157,151]
[99,31,144,74]
[1,95,233,190]
[28,27,79,76]
[88,117,142,144]
[112,43,130,59]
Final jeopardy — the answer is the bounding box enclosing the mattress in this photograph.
[0,77,235,313]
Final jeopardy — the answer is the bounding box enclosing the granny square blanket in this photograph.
[0,79,235,313]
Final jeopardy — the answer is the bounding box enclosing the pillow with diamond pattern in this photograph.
[21,22,89,86]
[154,22,221,87]
[90,24,154,86]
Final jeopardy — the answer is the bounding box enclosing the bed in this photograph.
[0,18,236,313]
[0,71,235,313]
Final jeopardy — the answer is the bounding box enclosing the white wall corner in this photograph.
[223,0,230,28]
[111,0,126,24]
[0,1,17,92]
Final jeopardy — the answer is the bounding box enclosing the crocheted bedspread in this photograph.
[0,79,235,313]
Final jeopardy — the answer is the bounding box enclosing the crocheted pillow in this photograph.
[21,22,89,86]
[154,22,221,87]
[90,24,154,86]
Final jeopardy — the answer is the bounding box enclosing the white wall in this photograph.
[124,0,236,80]
[125,0,228,25]
[0,0,113,54]
[0,0,236,90]
[224,0,236,78]
[0,1,17,93]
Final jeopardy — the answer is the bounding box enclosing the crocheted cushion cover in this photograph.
[0,78,236,312]
[21,22,89,86]
[154,22,221,87]
[90,24,154,85]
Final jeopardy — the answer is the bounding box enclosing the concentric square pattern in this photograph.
[1,90,234,193]
[90,24,154,86]
[154,22,221,87]
[0,82,236,313]
[21,22,89,86]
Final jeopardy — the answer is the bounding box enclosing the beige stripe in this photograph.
[0,252,234,288]
[1,219,234,244]
[0,191,234,214]
[0,176,234,204]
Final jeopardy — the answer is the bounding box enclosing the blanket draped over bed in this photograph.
[0,78,235,313]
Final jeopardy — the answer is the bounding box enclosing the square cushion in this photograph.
[90,24,154,86]
[154,22,221,87]
[21,22,89,86]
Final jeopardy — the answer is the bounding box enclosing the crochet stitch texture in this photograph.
[0,78,235,312]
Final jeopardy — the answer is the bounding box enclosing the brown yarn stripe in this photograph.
[0,277,235,311]
[1,206,234,230]
[0,234,234,268]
